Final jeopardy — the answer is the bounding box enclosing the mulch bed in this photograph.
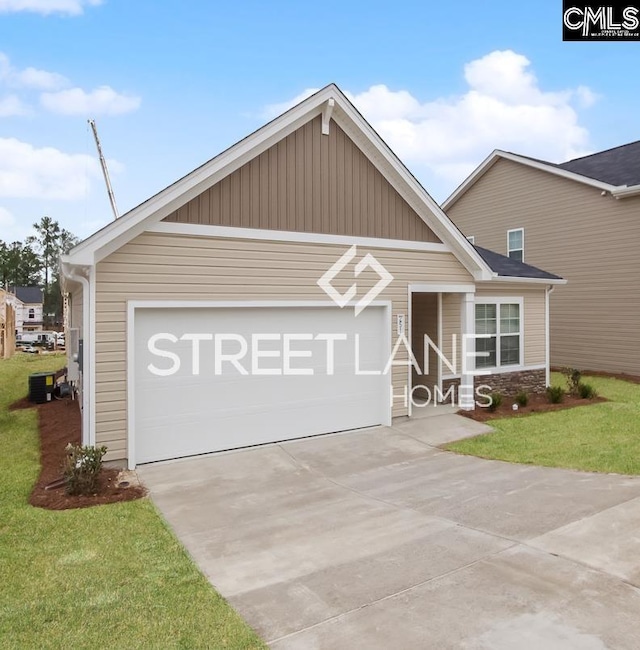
[459,392,607,422]
[551,367,640,385]
[11,396,145,510]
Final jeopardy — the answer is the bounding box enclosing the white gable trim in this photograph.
[63,84,492,279]
[443,150,624,211]
[148,222,450,253]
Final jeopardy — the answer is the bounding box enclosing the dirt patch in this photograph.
[459,392,606,423]
[17,396,146,510]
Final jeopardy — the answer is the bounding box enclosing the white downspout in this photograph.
[62,265,92,447]
[545,285,555,387]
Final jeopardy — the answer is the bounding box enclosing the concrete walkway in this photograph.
[139,412,640,649]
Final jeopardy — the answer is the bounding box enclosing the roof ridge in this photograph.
[560,139,640,165]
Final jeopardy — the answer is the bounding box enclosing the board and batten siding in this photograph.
[95,232,472,461]
[163,116,441,244]
[448,158,640,374]
[440,285,546,378]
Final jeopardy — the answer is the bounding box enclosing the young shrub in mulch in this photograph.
[514,391,529,407]
[63,444,108,495]
[487,392,503,412]
[578,382,598,399]
[562,367,582,395]
[546,385,566,404]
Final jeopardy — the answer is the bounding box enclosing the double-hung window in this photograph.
[507,228,524,262]
[475,299,522,370]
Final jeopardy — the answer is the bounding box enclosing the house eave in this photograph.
[480,274,567,285]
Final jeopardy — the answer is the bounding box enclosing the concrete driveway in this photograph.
[139,412,640,649]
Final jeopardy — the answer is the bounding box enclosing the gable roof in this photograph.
[443,145,640,210]
[10,286,43,304]
[63,84,494,281]
[558,140,640,187]
[474,246,563,282]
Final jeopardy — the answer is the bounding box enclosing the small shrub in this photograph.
[546,385,566,404]
[562,367,582,395]
[63,444,108,495]
[578,382,597,399]
[514,391,529,407]
[487,392,503,412]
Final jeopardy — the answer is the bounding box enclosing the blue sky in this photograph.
[0,0,638,243]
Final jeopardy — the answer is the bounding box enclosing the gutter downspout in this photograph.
[62,263,93,447]
[545,285,555,387]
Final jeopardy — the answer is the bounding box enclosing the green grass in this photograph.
[0,354,265,649]
[446,373,640,475]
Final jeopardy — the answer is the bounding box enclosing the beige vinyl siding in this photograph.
[411,293,438,391]
[440,285,546,378]
[95,231,472,461]
[163,116,440,244]
[448,158,640,375]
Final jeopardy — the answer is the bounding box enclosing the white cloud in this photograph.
[262,88,319,119]
[41,85,141,116]
[0,52,69,90]
[0,0,102,15]
[0,94,29,116]
[0,137,104,200]
[266,51,597,198]
[17,66,69,90]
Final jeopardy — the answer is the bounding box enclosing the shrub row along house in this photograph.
[444,141,640,377]
[61,85,563,468]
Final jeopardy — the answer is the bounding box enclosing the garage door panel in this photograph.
[133,305,390,464]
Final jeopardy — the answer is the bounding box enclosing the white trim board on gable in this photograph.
[442,149,640,211]
[62,84,493,281]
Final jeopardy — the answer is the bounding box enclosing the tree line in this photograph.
[1,216,79,326]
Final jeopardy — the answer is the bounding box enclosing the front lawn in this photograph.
[446,374,640,475]
[0,354,264,649]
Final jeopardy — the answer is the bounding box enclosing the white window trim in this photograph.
[474,296,524,371]
[507,228,524,262]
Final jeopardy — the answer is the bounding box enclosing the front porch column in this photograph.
[460,292,475,410]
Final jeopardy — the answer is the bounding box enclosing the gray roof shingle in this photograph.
[557,140,640,187]
[10,286,43,304]
[474,246,563,281]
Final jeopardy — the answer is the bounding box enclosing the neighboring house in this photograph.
[443,142,640,376]
[7,286,44,336]
[61,84,563,468]
[1,289,16,358]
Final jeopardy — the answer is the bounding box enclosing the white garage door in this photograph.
[132,304,391,464]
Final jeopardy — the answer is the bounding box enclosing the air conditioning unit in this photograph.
[29,372,55,403]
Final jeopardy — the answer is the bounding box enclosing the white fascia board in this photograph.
[612,184,640,198]
[480,275,567,286]
[331,105,493,281]
[148,221,450,253]
[443,150,617,211]
[65,83,491,279]
[66,89,337,266]
[442,150,500,211]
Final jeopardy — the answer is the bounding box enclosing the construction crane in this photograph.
[88,119,119,220]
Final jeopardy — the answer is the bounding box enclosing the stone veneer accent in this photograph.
[441,368,547,402]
